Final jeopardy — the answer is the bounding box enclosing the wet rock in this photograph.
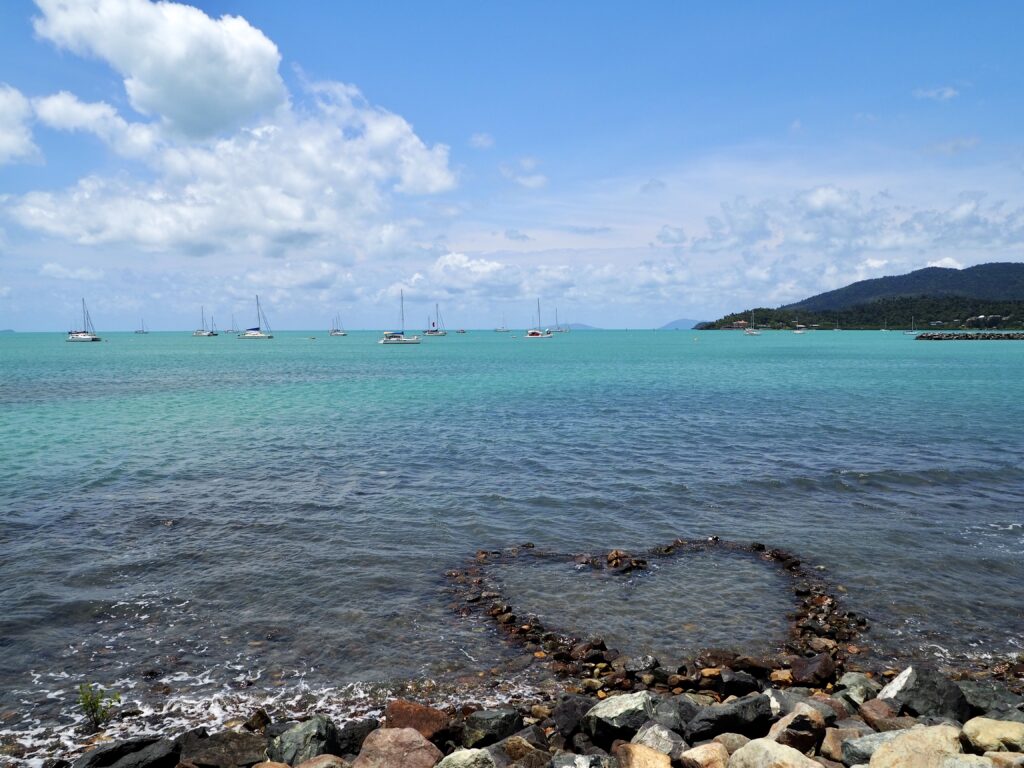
[385,700,450,741]
[869,724,962,768]
[268,717,343,765]
[553,695,598,737]
[878,667,972,723]
[181,731,268,768]
[790,655,836,688]
[676,742,729,768]
[351,728,442,768]
[721,669,761,697]
[611,742,670,768]
[72,738,174,768]
[727,738,819,768]
[836,673,882,707]
[630,721,687,760]
[651,695,702,733]
[295,758,350,768]
[819,726,871,762]
[336,719,381,757]
[625,656,660,674]
[712,733,749,754]
[463,709,523,749]
[840,730,907,765]
[686,694,774,741]
[435,749,495,768]
[766,703,826,754]
[486,734,549,767]
[582,691,658,746]
[961,717,1024,753]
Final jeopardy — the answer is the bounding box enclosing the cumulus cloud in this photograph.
[913,86,959,101]
[927,257,964,269]
[33,91,157,157]
[504,228,530,241]
[33,0,286,137]
[0,84,38,164]
[500,157,547,188]
[469,132,494,149]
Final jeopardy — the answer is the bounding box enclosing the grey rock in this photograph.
[630,721,687,760]
[550,755,615,768]
[335,719,380,757]
[765,690,837,724]
[840,730,905,765]
[624,655,660,674]
[836,673,882,707]
[686,694,775,741]
[436,749,496,768]
[651,695,702,733]
[181,731,267,767]
[582,691,658,747]
[878,666,971,722]
[720,668,760,697]
[553,695,598,737]
[958,681,1024,718]
[269,716,343,765]
[72,738,166,768]
[463,709,523,749]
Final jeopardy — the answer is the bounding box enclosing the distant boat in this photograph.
[834,315,843,331]
[495,314,510,333]
[379,290,420,344]
[238,295,273,339]
[456,329,467,334]
[744,310,761,336]
[225,313,239,334]
[881,319,890,332]
[525,299,553,339]
[424,303,447,336]
[134,318,148,334]
[67,298,101,342]
[903,316,918,336]
[193,306,217,337]
[329,313,347,337]
[554,307,569,333]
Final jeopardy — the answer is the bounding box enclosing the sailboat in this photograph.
[554,307,569,333]
[238,295,273,339]
[193,306,217,337]
[329,313,347,337]
[525,299,553,339]
[379,290,421,344]
[225,313,239,334]
[744,310,761,336]
[134,318,148,334]
[424,303,447,336]
[494,314,510,333]
[903,317,918,336]
[67,298,101,342]
[834,314,843,331]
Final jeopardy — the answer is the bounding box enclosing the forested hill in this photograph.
[784,262,1024,312]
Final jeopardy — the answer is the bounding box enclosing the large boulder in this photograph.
[675,742,729,768]
[789,655,836,687]
[294,757,350,768]
[385,700,450,742]
[869,724,962,768]
[819,726,871,762]
[435,750,495,768]
[552,695,598,737]
[630,721,688,761]
[462,709,523,749]
[836,672,882,707]
[484,734,548,768]
[269,717,343,765]
[686,694,774,741]
[72,738,176,768]
[336,720,381,757]
[351,728,442,768]
[652,695,702,732]
[727,738,819,768]
[582,691,658,746]
[878,667,972,722]
[958,683,1024,719]
[181,731,268,767]
[840,730,906,765]
[961,717,1024,753]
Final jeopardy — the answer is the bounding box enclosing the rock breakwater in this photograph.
[916,332,1024,340]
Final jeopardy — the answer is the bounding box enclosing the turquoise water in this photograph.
[1,330,1022,736]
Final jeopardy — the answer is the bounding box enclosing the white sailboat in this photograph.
[329,313,347,336]
[494,314,510,333]
[238,295,274,339]
[554,307,569,332]
[525,299,553,339]
[67,299,101,342]
[903,316,918,336]
[424,303,447,336]
[193,306,218,336]
[744,310,761,336]
[225,313,239,334]
[134,318,148,334]
[379,290,421,344]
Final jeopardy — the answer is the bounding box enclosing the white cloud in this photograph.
[469,132,494,149]
[504,228,530,241]
[0,84,38,164]
[33,0,286,137]
[928,136,979,155]
[913,86,959,102]
[927,257,963,269]
[33,91,157,157]
[655,225,685,245]
[40,262,105,281]
[500,157,548,188]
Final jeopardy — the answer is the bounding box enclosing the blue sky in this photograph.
[1,0,1022,330]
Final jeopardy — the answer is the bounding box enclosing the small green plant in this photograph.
[77,683,120,731]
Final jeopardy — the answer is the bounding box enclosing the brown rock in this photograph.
[790,654,836,687]
[767,703,826,754]
[296,757,350,768]
[712,733,750,754]
[351,727,442,768]
[676,741,729,768]
[812,758,844,768]
[384,700,450,741]
[860,698,899,727]
[771,669,794,686]
[612,742,671,768]
[869,725,962,768]
[253,763,290,768]
[820,726,871,762]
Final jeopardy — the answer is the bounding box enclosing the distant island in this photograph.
[699,262,1024,330]
[659,317,705,330]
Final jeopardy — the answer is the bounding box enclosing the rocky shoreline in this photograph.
[4,541,1023,767]
[915,332,1024,340]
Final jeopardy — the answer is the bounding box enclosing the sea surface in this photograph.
[1,329,1022,754]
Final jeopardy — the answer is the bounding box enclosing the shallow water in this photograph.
[1,329,1022,751]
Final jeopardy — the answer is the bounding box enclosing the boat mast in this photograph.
[400,290,405,333]
[536,298,541,328]
[81,298,87,332]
